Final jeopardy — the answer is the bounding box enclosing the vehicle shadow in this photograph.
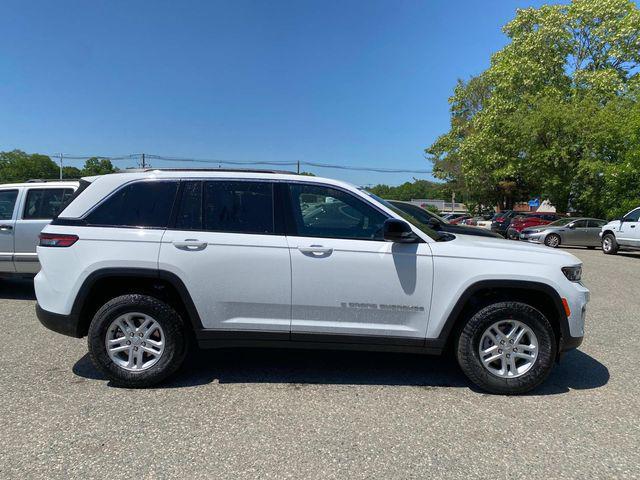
[0,278,36,300]
[72,347,609,395]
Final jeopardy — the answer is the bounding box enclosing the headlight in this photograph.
[562,265,582,282]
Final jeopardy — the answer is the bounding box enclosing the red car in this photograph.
[506,213,562,239]
[448,214,471,225]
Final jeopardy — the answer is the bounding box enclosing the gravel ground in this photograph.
[0,248,638,479]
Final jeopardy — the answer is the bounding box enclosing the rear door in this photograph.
[159,180,292,333]
[14,186,75,273]
[586,219,606,246]
[0,188,20,272]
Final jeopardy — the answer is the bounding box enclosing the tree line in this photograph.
[426,0,640,219]
[0,150,118,183]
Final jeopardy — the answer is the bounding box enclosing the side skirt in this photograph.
[195,330,444,355]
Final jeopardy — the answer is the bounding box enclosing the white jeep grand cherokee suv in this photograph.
[35,170,588,394]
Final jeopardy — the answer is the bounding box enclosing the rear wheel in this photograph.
[544,233,561,248]
[456,301,556,394]
[602,233,618,255]
[88,294,188,388]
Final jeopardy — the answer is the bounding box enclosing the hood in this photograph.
[432,232,581,267]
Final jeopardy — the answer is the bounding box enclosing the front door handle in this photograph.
[631,225,636,228]
[298,245,333,255]
[173,239,208,251]
[0,224,13,231]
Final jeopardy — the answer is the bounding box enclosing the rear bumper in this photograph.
[36,303,83,338]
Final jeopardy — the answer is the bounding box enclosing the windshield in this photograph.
[361,191,442,241]
[547,218,574,227]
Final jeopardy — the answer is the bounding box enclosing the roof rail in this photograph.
[123,167,298,175]
[25,178,76,183]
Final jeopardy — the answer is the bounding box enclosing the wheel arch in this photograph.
[71,268,203,337]
[437,280,570,354]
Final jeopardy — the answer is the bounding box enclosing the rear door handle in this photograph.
[0,224,13,231]
[173,239,208,251]
[298,245,333,255]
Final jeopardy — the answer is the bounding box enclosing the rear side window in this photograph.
[23,188,75,220]
[86,181,178,228]
[173,180,275,234]
[0,190,18,220]
[587,219,606,228]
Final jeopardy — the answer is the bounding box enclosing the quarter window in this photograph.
[85,181,178,228]
[23,188,74,220]
[0,190,18,220]
[288,184,387,240]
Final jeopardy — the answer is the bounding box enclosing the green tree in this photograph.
[368,179,445,201]
[81,157,118,176]
[0,150,59,183]
[62,166,82,178]
[427,0,640,216]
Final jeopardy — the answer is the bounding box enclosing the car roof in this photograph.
[60,170,362,218]
[0,180,79,188]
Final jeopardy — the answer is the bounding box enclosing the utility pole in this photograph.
[297,160,300,174]
[141,153,146,168]
[451,191,455,213]
[59,153,63,179]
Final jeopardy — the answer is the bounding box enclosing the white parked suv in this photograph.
[35,170,589,394]
[600,206,640,254]
[0,180,78,276]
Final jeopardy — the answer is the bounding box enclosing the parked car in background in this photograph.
[0,180,78,276]
[600,206,640,254]
[387,201,502,238]
[448,214,472,225]
[507,213,563,240]
[520,217,607,248]
[490,210,519,237]
[441,213,467,222]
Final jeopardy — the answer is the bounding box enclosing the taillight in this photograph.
[39,233,79,247]
[495,216,504,222]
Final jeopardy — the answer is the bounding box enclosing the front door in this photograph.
[0,188,19,272]
[285,182,433,341]
[159,180,291,332]
[617,208,640,247]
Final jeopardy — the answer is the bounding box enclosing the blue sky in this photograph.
[0,0,558,186]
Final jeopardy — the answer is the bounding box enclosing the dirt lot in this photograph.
[0,248,638,479]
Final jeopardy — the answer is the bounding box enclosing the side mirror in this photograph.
[568,223,576,229]
[383,219,419,243]
[427,217,441,230]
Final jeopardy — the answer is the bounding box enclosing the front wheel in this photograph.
[544,233,561,248]
[456,301,556,394]
[88,294,188,388]
[602,233,618,255]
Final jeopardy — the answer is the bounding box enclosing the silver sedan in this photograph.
[520,217,607,248]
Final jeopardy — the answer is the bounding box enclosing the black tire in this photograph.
[544,233,561,248]
[88,294,188,388]
[456,301,556,395]
[601,233,619,255]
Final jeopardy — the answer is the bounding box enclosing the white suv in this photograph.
[600,206,640,254]
[35,170,589,394]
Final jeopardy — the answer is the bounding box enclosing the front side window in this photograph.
[288,184,387,240]
[174,180,275,234]
[0,190,18,220]
[624,208,640,222]
[86,181,178,228]
[571,219,588,228]
[23,188,74,220]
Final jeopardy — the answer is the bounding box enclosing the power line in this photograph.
[44,152,433,175]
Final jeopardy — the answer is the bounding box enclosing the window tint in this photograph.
[0,190,18,220]
[204,181,274,234]
[571,219,588,228]
[289,184,387,240]
[174,181,203,230]
[624,208,640,222]
[23,188,74,220]
[587,219,605,228]
[86,181,178,228]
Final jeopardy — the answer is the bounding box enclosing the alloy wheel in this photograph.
[105,312,165,371]
[478,320,538,378]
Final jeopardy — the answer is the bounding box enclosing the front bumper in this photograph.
[506,228,520,239]
[36,303,83,338]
